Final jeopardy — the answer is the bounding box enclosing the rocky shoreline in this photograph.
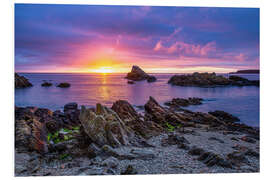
[15,97,259,176]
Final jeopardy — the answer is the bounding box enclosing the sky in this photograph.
[15,4,260,73]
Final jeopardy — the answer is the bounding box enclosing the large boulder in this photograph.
[15,73,33,88]
[126,65,157,82]
[79,104,134,148]
[112,100,162,138]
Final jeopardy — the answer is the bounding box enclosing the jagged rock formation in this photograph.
[168,72,259,87]
[112,100,163,138]
[144,96,189,127]
[15,73,33,88]
[126,65,157,82]
[15,107,48,154]
[79,104,134,148]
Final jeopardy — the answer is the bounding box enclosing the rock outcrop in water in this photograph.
[165,97,203,108]
[15,73,33,88]
[168,72,259,87]
[41,81,52,87]
[57,82,71,88]
[126,65,157,82]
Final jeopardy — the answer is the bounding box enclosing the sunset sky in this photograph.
[15,4,259,73]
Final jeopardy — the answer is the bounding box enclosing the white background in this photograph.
[0,0,269,179]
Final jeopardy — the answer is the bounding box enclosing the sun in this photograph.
[92,67,114,74]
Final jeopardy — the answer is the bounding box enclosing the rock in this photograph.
[161,133,190,147]
[101,145,134,160]
[240,135,256,144]
[88,143,102,158]
[15,107,48,154]
[127,80,135,84]
[102,157,118,168]
[64,102,78,113]
[121,165,137,175]
[15,152,31,175]
[227,151,247,165]
[144,96,185,127]
[126,65,149,81]
[182,111,224,127]
[77,167,106,175]
[111,100,141,122]
[208,137,224,143]
[231,137,239,141]
[198,151,232,168]
[34,108,53,122]
[57,82,70,88]
[147,75,157,83]
[165,97,203,108]
[130,148,155,160]
[41,82,52,87]
[229,75,249,82]
[79,104,133,148]
[45,119,61,134]
[26,158,41,173]
[126,65,157,82]
[168,72,259,87]
[245,149,259,158]
[229,75,259,86]
[112,100,162,138]
[102,145,155,160]
[15,73,33,88]
[225,123,259,138]
[208,110,240,123]
[188,146,205,156]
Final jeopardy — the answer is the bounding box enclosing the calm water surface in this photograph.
[15,73,259,127]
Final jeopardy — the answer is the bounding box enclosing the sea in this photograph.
[15,73,260,127]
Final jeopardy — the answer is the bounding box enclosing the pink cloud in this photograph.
[154,41,164,51]
[154,40,217,57]
[234,53,246,62]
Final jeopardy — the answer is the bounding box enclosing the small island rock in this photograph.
[57,82,71,88]
[41,81,52,87]
[126,65,157,83]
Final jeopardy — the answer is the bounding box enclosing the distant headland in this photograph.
[229,69,259,74]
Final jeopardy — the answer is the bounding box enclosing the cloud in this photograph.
[154,40,217,57]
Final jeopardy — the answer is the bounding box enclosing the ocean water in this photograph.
[15,73,259,127]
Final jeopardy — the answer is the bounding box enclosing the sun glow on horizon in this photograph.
[90,67,114,74]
